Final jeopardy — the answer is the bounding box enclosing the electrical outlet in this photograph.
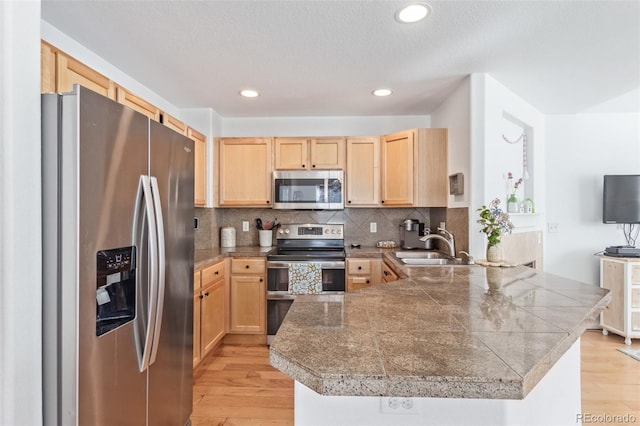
[370,222,377,233]
[380,397,419,415]
[548,223,560,233]
[242,221,250,232]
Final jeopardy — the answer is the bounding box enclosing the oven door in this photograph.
[266,260,345,344]
[266,261,346,293]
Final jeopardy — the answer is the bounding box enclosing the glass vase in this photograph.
[486,243,502,263]
[507,194,519,213]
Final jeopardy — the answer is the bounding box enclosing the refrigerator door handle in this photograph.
[148,176,166,366]
[135,175,160,373]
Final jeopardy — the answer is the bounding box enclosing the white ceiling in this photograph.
[42,0,640,117]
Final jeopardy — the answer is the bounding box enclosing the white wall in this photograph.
[545,111,640,284]
[0,1,43,424]
[469,74,546,259]
[431,76,471,208]
[220,115,430,137]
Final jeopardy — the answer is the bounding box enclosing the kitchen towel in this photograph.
[288,263,322,295]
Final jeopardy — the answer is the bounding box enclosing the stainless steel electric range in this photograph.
[266,223,345,344]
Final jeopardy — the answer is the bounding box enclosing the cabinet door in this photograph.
[310,138,345,169]
[164,113,187,135]
[415,128,448,207]
[56,52,115,99]
[201,280,225,357]
[116,86,161,121]
[381,130,415,206]
[41,42,56,93]
[218,138,272,207]
[193,293,202,368]
[274,137,308,170]
[346,137,380,207]
[229,275,266,334]
[601,260,625,332]
[382,261,398,283]
[189,128,207,207]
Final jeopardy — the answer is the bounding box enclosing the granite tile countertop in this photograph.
[269,253,611,400]
[194,246,272,270]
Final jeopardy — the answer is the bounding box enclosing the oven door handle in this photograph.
[267,292,297,300]
[267,261,345,269]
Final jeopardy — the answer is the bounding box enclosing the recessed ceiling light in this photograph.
[240,89,259,98]
[395,3,431,23]
[372,88,393,97]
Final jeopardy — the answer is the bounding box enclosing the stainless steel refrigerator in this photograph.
[42,86,194,425]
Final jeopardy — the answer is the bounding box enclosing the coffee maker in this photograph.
[399,219,431,249]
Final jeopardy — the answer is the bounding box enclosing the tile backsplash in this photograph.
[195,206,469,252]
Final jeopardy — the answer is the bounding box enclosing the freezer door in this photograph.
[75,87,149,425]
[147,120,194,426]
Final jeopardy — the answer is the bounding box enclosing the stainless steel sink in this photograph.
[393,251,449,259]
[392,250,466,266]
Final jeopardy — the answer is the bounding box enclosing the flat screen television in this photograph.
[603,175,640,224]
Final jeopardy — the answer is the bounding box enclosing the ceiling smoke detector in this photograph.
[395,3,432,23]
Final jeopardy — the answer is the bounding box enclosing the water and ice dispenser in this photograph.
[96,246,136,336]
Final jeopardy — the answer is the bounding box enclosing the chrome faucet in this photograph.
[419,227,455,257]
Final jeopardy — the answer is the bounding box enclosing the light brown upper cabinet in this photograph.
[346,137,381,207]
[381,129,448,207]
[274,137,345,170]
[116,86,161,121]
[218,138,273,207]
[41,42,56,93]
[381,130,415,206]
[52,46,116,99]
[414,128,448,207]
[188,128,207,207]
[163,113,187,135]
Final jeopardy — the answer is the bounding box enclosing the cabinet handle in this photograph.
[366,279,370,284]
[214,271,219,275]
[259,278,263,282]
[204,292,209,296]
[358,266,362,270]
[266,200,270,204]
[348,200,352,204]
[383,271,389,276]
[199,295,203,299]
[381,200,385,204]
[312,164,316,168]
[302,164,306,168]
[245,265,250,269]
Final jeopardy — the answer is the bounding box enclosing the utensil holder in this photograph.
[259,230,272,247]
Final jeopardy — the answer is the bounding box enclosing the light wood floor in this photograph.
[191,331,639,425]
[191,344,294,426]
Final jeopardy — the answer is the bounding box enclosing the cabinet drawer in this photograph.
[194,270,202,293]
[631,265,640,284]
[348,259,371,274]
[231,258,265,274]
[202,261,225,286]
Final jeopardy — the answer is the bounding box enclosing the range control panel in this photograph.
[276,223,344,239]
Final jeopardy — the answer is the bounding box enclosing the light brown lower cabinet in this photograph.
[347,258,382,291]
[229,258,266,334]
[381,260,399,283]
[193,260,226,368]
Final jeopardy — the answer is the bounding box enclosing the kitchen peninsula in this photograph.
[270,254,611,426]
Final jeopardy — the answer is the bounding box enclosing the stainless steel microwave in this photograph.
[272,170,344,210]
